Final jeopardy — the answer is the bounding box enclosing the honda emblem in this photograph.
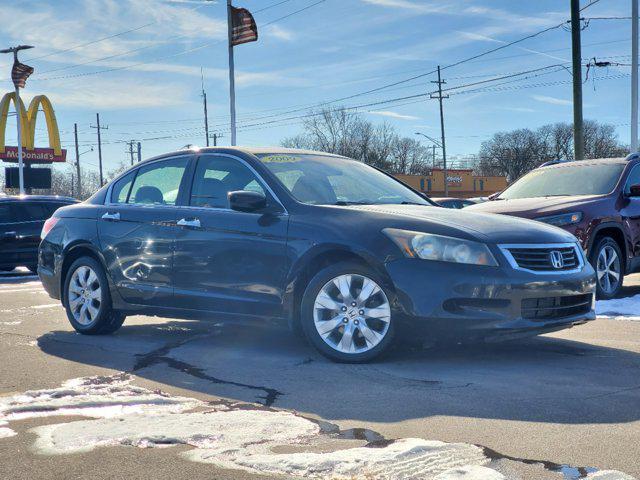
[549,250,564,269]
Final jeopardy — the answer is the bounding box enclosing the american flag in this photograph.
[230,6,258,46]
[11,59,34,88]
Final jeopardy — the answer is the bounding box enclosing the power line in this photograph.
[24,1,212,63]
[31,0,328,82]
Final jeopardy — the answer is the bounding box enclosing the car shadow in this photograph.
[37,317,640,426]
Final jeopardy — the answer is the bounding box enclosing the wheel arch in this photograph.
[587,223,629,273]
[59,242,114,307]
[283,245,394,333]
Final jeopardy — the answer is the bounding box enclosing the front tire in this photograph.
[590,237,624,300]
[63,257,125,335]
[300,262,395,363]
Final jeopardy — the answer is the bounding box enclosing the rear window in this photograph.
[12,202,50,222]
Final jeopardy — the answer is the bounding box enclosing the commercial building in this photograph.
[395,168,508,198]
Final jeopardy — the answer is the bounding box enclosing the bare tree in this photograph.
[477,120,628,181]
[281,107,431,174]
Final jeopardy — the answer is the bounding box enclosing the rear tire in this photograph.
[300,261,395,363]
[63,256,125,335]
[27,265,38,274]
[589,236,624,300]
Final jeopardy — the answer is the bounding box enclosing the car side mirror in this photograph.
[629,184,640,197]
[487,192,501,201]
[228,190,267,212]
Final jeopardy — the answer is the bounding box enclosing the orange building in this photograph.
[395,168,507,199]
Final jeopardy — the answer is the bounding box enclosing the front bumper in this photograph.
[385,258,596,342]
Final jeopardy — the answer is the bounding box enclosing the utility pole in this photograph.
[632,0,639,152]
[432,145,437,169]
[90,113,107,186]
[127,141,135,166]
[571,0,585,160]
[430,66,449,196]
[137,142,141,163]
[210,133,223,146]
[227,0,237,146]
[74,123,81,199]
[201,68,210,147]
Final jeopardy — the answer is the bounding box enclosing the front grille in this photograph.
[505,245,580,272]
[522,294,592,321]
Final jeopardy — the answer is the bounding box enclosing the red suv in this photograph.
[467,155,640,299]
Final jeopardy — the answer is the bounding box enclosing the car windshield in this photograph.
[256,153,430,206]
[498,163,625,200]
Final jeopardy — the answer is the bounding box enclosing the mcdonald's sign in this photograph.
[0,92,66,163]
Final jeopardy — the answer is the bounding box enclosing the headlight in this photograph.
[383,228,498,266]
[535,211,583,227]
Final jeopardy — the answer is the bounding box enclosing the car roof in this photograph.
[538,157,631,170]
[141,146,349,165]
[0,195,77,203]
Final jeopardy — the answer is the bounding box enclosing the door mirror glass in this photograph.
[229,190,267,212]
[629,184,640,197]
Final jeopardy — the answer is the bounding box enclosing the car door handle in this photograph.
[177,218,201,228]
[101,212,120,221]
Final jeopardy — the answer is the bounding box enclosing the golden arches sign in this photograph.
[0,92,66,163]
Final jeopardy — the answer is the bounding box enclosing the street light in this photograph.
[0,45,35,195]
[415,132,442,170]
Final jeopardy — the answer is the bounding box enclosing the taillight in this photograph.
[41,217,59,239]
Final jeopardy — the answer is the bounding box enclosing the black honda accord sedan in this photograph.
[38,147,596,362]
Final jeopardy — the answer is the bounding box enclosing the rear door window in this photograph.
[128,158,188,205]
[625,165,640,195]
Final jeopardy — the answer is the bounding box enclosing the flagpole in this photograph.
[13,61,25,195]
[227,0,237,146]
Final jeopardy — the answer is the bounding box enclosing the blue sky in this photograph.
[0,0,633,175]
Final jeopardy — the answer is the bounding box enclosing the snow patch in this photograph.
[0,420,16,439]
[187,437,489,479]
[0,321,21,325]
[33,409,318,456]
[596,295,640,321]
[586,471,637,479]
[0,374,201,422]
[434,465,505,479]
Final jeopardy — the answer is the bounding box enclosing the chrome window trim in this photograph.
[498,242,584,275]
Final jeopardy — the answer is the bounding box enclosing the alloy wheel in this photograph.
[313,274,390,354]
[68,266,102,326]
[597,245,621,295]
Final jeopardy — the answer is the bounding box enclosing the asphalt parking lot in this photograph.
[0,269,638,480]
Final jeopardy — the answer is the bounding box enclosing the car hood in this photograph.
[465,195,604,218]
[341,204,577,244]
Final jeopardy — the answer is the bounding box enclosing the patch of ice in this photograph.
[586,471,637,479]
[0,374,201,422]
[434,465,505,479]
[596,295,640,321]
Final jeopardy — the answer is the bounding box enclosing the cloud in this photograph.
[368,110,420,120]
[264,25,294,42]
[532,95,572,106]
[32,78,194,110]
[497,106,536,113]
